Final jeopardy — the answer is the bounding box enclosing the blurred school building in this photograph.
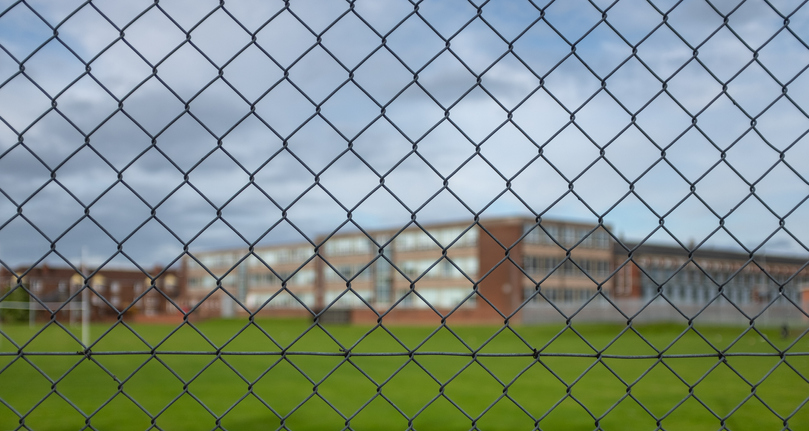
[179,217,809,325]
[3,217,807,325]
[0,265,180,323]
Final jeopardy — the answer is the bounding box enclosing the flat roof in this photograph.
[616,241,809,266]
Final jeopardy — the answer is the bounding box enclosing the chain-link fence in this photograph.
[1,0,809,429]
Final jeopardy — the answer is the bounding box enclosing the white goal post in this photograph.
[0,296,91,347]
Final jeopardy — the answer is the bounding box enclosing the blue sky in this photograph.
[0,0,808,270]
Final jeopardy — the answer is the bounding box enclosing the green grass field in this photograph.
[1,318,807,430]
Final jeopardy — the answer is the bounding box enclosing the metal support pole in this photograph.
[81,247,90,347]
[238,261,247,313]
[82,285,90,347]
[28,296,34,329]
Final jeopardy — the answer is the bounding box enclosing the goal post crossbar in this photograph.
[0,300,91,346]
[0,301,85,310]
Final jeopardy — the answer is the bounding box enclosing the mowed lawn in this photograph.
[0,318,807,430]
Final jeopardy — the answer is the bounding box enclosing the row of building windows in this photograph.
[197,247,314,270]
[324,264,374,282]
[323,227,480,257]
[245,292,315,309]
[198,253,240,269]
[322,257,480,282]
[24,278,174,297]
[188,277,231,288]
[400,257,479,280]
[525,288,596,303]
[643,267,809,287]
[325,256,478,282]
[323,260,483,284]
[404,287,475,309]
[522,257,611,278]
[323,287,475,309]
[324,236,375,256]
[636,257,809,281]
[188,269,316,289]
[640,283,802,305]
[523,225,611,249]
[194,228,480,266]
[249,269,316,286]
[324,289,373,308]
[394,227,478,252]
[256,247,312,265]
[195,228,482,268]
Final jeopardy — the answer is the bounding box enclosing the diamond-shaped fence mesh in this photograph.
[1,0,809,429]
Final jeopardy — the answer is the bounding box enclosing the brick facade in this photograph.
[0,265,180,323]
[5,217,806,325]
[180,217,617,324]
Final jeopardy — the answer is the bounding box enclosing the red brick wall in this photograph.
[476,221,523,323]
[1,264,179,321]
[802,288,809,322]
[348,304,504,325]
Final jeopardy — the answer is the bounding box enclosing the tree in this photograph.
[0,285,29,323]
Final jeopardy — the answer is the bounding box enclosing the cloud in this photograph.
[1,0,809,272]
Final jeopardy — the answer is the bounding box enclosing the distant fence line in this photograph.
[522,299,808,326]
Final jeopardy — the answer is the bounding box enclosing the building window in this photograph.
[276,249,291,263]
[398,258,477,280]
[593,230,610,249]
[435,227,476,248]
[524,255,574,276]
[597,261,610,277]
[395,231,431,251]
[524,227,540,244]
[292,246,311,261]
[259,251,279,265]
[291,269,316,286]
[199,253,236,268]
[250,272,292,286]
[561,227,578,247]
[163,275,177,295]
[188,277,216,289]
[546,226,559,242]
[395,232,417,251]
[453,257,478,277]
[457,228,478,247]
[256,248,311,265]
[563,289,574,302]
[394,227,477,252]
[325,265,372,282]
[523,256,539,273]
[325,237,372,256]
[145,297,159,316]
[562,261,585,277]
[338,265,354,279]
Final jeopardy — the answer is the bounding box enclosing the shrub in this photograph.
[0,285,30,323]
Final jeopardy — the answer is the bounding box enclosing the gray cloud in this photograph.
[2,0,809,271]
